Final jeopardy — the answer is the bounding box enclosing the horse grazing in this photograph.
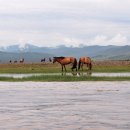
[78,57,92,70]
[53,57,77,72]
[20,58,24,63]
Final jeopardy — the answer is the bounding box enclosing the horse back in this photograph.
[59,57,76,64]
[80,57,91,63]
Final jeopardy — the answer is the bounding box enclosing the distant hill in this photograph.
[92,45,130,60]
[0,44,130,62]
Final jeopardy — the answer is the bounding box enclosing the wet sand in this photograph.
[0,82,130,130]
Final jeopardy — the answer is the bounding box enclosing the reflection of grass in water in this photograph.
[0,75,130,81]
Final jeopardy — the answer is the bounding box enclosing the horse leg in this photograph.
[89,63,92,70]
[81,63,83,71]
[62,65,63,72]
[88,63,90,70]
[64,65,67,72]
[63,65,66,72]
[71,65,74,71]
[76,66,77,71]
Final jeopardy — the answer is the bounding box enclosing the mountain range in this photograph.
[0,44,130,63]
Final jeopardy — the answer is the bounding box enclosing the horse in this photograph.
[53,57,77,72]
[49,57,52,62]
[41,58,46,62]
[78,57,92,70]
[14,60,17,63]
[20,58,24,63]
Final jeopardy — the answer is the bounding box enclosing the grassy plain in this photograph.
[0,61,130,81]
[0,61,130,73]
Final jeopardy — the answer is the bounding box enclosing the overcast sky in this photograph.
[0,0,130,47]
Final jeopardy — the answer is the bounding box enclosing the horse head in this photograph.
[53,57,57,63]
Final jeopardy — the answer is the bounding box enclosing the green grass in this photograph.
[93,66,130,73]
[0,63,130,73]
[0,75,130,82]
[0,63,130,81]
[0,63,60,73]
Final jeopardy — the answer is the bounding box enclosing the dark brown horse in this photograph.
[78,57,92,70]
[20,58,24,63]
[41,58,46,62]
[14,60,17,63]
[53,57,77,72]
[9,60,12,63]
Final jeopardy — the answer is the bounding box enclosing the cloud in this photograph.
[87,34,128,46]
[108,34,128,45]
[0,0,130,47]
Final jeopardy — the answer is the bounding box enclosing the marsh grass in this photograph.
[0,75,130,82]
[0,62,130,81]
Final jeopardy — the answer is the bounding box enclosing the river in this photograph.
[0,82,130,130]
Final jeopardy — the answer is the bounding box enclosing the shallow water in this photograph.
[0,82,130,130]
[0,72,130,78]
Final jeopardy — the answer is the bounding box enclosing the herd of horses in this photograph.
[41,57,52,62]
[9,58,24,63]
[53,57,92,71]
[9,56,92,72]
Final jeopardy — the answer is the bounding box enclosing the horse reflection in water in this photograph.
[53,57,77,72]
[78,57,92,70]
[77,71,92,76]
[61,72,78,76]
[61,72,92,77]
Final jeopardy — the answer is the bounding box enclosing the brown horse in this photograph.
[78,57,92,70]
[53,57,77,72]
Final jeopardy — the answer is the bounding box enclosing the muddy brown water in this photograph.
[0,82,130,130]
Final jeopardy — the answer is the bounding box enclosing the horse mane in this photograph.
[54,56,65,59]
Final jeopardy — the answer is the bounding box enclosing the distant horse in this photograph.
[49,57,52,62]
[14,60,17,63]
[41,58,46,62]
[20,58,24,63]
[9,60,12,63]
[53,57,77,72]
[78,57,92,70]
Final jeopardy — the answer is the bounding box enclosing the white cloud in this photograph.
[108,34,128,45]
[88,34,128,46]
[0,0,130,47]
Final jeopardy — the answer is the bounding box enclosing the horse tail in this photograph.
[89,62,92,70]
[78,59,81,70]
[72,58,77,70]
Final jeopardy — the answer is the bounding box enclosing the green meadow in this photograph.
[0,62,130,81]
[0,63,130,73]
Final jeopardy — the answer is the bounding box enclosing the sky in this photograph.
[0,0,130,47]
